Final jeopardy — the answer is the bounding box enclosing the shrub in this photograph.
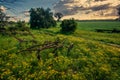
[15,21,29,31]
[16,21,26,28]
[7,21,29,33]
[60,19,77,34]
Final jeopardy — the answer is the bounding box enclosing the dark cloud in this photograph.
[90,3,111,11]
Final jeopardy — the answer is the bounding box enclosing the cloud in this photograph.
[0,6,6,12]
[54,0,120,20]
[90,3,110,11]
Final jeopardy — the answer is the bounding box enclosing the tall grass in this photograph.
[0,21,120,80]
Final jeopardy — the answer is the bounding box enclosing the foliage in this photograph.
[0,21,30,36]
[60,19,77,34]
[0,21,120,80]
[7,21,27,31]
[16,21,26,28]
[0,0,25,29]
[54,12,63,21]
[0,8,9,28]
[15,21,29,31]
[117,7,120,20]
[29,8,56,29]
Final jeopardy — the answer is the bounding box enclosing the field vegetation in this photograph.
[0,21,120,80]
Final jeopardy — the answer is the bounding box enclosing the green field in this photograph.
[0,21,120,80]
[78,21,120,31]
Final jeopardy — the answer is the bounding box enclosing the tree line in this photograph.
[0,5,120,33]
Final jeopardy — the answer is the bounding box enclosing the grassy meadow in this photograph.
[0,21,120,80]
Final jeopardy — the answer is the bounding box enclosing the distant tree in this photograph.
[54,12,63,21]
[16,21,26,28]
[117,7,120,20]
[29,8,56,29]
[0,8,9,28]
[60,19,77,34]
[0,0,24,27]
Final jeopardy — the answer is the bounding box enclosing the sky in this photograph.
[0,0,60,21]
[15,0,59,11]
[1,0,119,21]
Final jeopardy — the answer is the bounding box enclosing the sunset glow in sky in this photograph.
[1,0,120,21]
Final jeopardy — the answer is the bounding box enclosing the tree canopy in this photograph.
[118,7,120,18]
[29,7,56,29]
[60,19,77,34]
[54,12,63,21]
[0,8,9,27]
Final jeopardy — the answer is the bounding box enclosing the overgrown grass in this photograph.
[0,21,120,80]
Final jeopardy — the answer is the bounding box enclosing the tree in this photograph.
[0,7,9,27]
[54,12,63,21]
[117,7,120,20]
[60,19,77,34]
[29,8,56,29]
[0,0,24,27]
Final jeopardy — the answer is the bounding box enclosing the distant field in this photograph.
[77,21,120,31]
[0,21,120,80]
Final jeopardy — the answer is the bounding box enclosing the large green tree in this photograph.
[30,8,56,29]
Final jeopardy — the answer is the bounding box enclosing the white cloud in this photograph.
[54,0,120,20]
[0,6,6,12]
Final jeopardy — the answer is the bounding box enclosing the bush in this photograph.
[16,21,26,28]
[15,21,29,31]
[60,19,77,34]
[7,21,29,32]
